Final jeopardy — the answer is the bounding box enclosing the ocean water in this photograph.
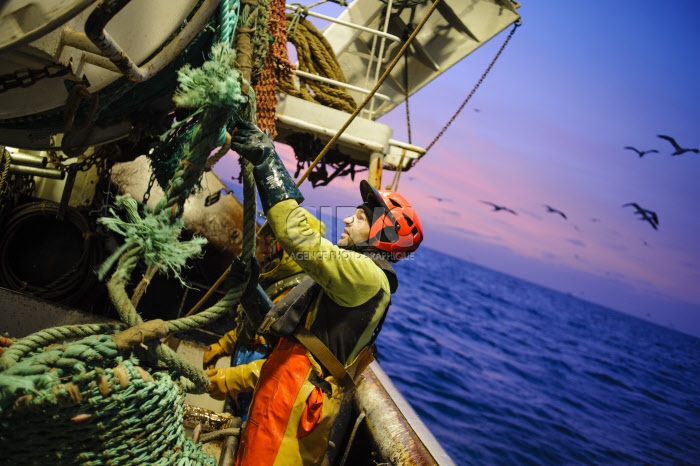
[375,248,700,465]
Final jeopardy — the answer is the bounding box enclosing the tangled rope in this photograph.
[96,194,207,287]
[278,14,357,113]
[248,0,272,85]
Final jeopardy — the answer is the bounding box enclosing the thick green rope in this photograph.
[104,251,210,394]
[234,1,263,270]
[0,323,127,371]
[154,44,246,218]
[0,341,215,465]
[216,0,239,46]
[241,162,257,266]
[0,335,120,410]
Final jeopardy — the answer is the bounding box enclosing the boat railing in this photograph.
[292,69,392,103]
[285,1,398,121]
[285,3,401,44]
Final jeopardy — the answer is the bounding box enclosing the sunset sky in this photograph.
[217,1,700,337]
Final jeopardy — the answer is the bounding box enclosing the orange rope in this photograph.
[254,0,294,138]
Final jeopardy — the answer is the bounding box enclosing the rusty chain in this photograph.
[0,64,71,94]
[0,148,12,208]
[47,149,103,174]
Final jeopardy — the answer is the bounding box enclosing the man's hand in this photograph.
[202,329,238,369]
[205,360,265,400]
[227,255,262,299]
[228,255,251,286]
[231,120,275,166]
[206,368,230,400]
[203,342,227,369]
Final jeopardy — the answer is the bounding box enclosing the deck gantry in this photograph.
[275,0,521,186]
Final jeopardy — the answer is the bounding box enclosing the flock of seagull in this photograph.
[475,134,697,231]
[625,135,699,158]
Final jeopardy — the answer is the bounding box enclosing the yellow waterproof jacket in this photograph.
[235,200,393,466]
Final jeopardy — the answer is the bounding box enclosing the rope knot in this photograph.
[287,3,309,38]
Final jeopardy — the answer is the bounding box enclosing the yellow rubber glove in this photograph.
[202,329,238,369]
[205,359,266,401]
[206,368,230,400]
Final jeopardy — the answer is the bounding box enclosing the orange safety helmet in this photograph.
[359,180,423,261]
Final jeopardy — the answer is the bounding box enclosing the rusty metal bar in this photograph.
[9,165,65,180]
[354,363,455,465]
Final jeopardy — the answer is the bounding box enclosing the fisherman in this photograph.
[207,121,423,465]
[203,215,325,416]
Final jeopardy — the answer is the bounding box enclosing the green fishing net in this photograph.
[0,335,215,466]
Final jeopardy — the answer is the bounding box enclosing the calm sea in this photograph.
[376,248,700,465]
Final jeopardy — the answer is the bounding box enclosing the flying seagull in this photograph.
[624,146,658,158]
[657,135,699,156]
[480,200,517,215]
[428,195,451,203]
[543,204,567,219]
[623,202,659,231]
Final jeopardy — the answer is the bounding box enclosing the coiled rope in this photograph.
[277,14,357,113]
[0,202,101,305]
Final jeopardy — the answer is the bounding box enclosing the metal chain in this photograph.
[47,150,103,173]
[143,172,157,204]
[2,174,34,208]
[20,175,35,197]
[403,30,412,146]
[0,148,12,209]
[386,43,413,192]
[424,20,520,153]
[0,64,71,94]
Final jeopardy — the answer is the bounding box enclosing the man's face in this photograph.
[255,231,275,264]
[337,207,370,247]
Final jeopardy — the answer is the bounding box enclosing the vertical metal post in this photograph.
[367,152,383,189]
[57,165,77,221]
[367,0,393,119]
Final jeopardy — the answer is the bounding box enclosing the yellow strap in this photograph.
[293,326,354,389]
[346,346,374,380]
